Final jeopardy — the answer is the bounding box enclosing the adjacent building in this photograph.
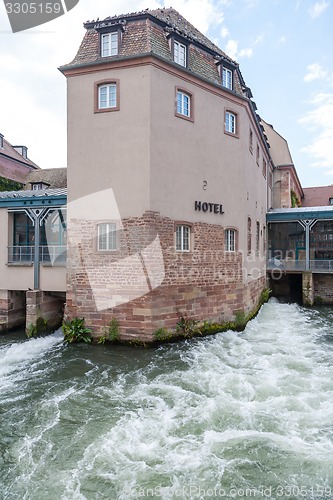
[0,132,39,190]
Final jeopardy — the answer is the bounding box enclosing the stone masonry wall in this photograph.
[314,274,333,304]
[65,211,266,341]
[0,290,26,332]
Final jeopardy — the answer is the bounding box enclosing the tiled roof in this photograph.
[24,168,67,189]
[0,136,39,169]
[302,186,333,207]
[62,7,245,96]
[0,187,67,199]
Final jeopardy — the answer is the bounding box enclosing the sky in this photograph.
[0,0,332,187]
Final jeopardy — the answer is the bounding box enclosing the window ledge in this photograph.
[6,262,33,267]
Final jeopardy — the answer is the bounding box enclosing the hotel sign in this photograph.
[195,201,224,215]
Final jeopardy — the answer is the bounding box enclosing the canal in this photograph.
[1,300,333,499]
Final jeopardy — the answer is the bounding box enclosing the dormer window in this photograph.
[0,134,3,148]
[31,182,49,190]
[222,67,233,90]
[101,32,119,57]
[173,40,187,67]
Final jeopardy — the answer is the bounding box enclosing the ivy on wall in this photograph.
[0,176,23,192]
[291,189,301,208]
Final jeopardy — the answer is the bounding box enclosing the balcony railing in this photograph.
[8,245,67,265]
[267,258,333,273]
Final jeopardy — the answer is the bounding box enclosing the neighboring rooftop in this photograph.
[24,168,67,190]
[60,7,248,96]
[0,133,38,170]
[303,186,333,207]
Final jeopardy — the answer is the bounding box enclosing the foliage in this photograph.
[98,336,107,344]
[26,317,48,338]
[234,310,246,327]
[108,318,119,342]
[314,295,324,305]
[0,176,23,192]
[291,189,301,208]
[260,288,272,304]
[154,327,173,341]
[62,317,92,344]
[26,323,36,339]
[176,314,201,338]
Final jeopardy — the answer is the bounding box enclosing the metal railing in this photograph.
[8,245,67,265]
[267,258,333,273]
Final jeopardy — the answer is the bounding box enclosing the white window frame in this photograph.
[225,229,236,252]
[222,67,233,90]
[97,223,117,251]
[177,91,190,117]
[176,225,190,252]
[174,40,186,67]
[225,111,236,134]
[101,32,118,57]
[98,83,117,109]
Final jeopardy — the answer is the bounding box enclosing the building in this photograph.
[59,7,273,341]
[0,167,67,333]
[0,132,39,190]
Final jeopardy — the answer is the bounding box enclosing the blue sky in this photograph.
[0,0,332,187]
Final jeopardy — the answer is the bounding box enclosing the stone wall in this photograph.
[314,274,333,304]
[0,290,26,332]
[65,211,266,341]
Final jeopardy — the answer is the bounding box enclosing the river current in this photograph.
[1,300,333,500]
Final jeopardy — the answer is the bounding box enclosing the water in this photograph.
[1,300,333,500]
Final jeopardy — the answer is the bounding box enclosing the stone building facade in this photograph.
[60,8,272,341]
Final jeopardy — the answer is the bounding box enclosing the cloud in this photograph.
[299,92,333,168]
[221,26,229,38]
[225,39,253,60]
[166,0,225,33]
[304,63,329,82]
[277,35,287,44]
[308,1,330,19]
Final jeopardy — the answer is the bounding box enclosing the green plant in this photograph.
[26,323,36,339]
[108,318,119,342]
[176,314,201,338]
[234,310,247,327]
[314,295,324,305]
[291,189,301,208]
[154,327,173,341]
[98,336,107,344]
[260,287,272,304]
[0,176,23,192]
[62,317,92,344]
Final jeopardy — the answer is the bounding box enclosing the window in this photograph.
[0,134,3,148]
[176,225,190,251]
[225,229,236,252]
[95,80,119,113]
[329,197,333,205]
[262,158,267,178]
[247,217,252,255]
[99,84,116,109]
[32,183,45,190]
[101,32,118,57]
[256,144,260,165]
[174,40,187,67]
[97,223,117,251]
[222,67,233,90]
[177,91,190,117]
[249,129,253,153]
[225,111,237,135]
[256,221,260,255]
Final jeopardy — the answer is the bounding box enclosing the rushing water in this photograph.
[1,300,333,500]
